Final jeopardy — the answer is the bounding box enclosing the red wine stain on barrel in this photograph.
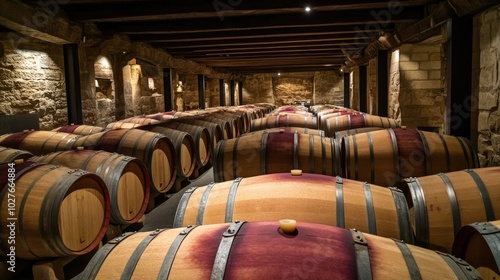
[350,115,366,129]
[0,131,34,149]
[225,222,357,280]
[393,129,426,178]
[56,125,79,133]
[265,132,294,173]
[94,129,129,152]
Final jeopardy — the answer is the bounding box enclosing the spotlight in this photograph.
[305,6,311,12]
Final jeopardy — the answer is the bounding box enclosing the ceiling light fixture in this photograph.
[305,6,311,12]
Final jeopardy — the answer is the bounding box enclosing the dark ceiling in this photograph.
[18,0,500,74]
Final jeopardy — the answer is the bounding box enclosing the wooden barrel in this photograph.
[318,111,357,131]
[0,146,33,163]
[244,126,325,136]
[174,119,224,154]
[142,126,196,178]
[0,162,110,259]
[77,221,480,280]
[216,111,250,134]
[214,131,341,182]
[153,122,211,167]
[399,167,500,253]
[452,220,500,279]
[121,116,161,126]
[0,131,80,155]
[334,127,386,139]
[250,114,318,131]
[341,128,479,187]
[144,112,177,122]
[52,124,106,135]
[323,114,399,137]
[73,129,176,193]
[201,116,236,139]
[30,149,150,225]
[172,173,413,242]
[206,114,241,137]
[106,121,145,130]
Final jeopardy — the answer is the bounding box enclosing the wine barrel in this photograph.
[201,116,235,139]
[206,114,241,137]
[399,167,500,253]
[106,121,145,130]
[152,122,211,167]
[174,119,224,154]
[73,129,176,193]
[250,114,318,131]
[77,221,480,280]
[121,116,161,126]
[0,131,80,155]
[216,111,250,134]
[52,124,106,135]
[0,146,33,163]
[244,127,325,137]
[0,162,110,259]
[341,128,479,187]
[334,127,385,139]
[144,112,177,122]
[452,220,500,279]
[141,126,196,178]
[30,149,150,225]
[318,110,358,130]
[323,114,399,137]
[214,131,341,182]
[172,173,413,242]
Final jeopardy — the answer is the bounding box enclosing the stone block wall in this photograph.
[243,71,343,107]
[474,4,500,166]
[350,67,360,111]
[0,35,67,130]
[313,71,344,106]
[398,40,445,130]
[388,49,401,122]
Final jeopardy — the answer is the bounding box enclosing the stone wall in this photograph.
[398,39,445,130]
[0,35,67,130]
[243,71,343,107]
[313,71,344,106]
[95,56,116,126]
[475,4,500,167]
[388,49,401,122]
[349,67,360,111]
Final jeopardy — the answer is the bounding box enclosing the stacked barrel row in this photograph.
[204,104,499,279]
[0,104,274,268]
[79,104,494,279]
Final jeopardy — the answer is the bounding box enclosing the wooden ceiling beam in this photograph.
[63,1,429,22]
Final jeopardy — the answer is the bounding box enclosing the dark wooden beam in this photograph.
[63,44,83,124]
[198,74,205,109]
[163,68,173,111]
[219,79,226,106]
[445,15,473,138]
[344,73,350,108]
[238,81,243,105]
[66,2,426,22]
[359,65,367,113]
[230,80,235,106]
[377,50,388,117]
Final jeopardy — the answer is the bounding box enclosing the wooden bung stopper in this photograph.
[14,159,24,164]
[23,129,29,132]
[401,126,407,130]
[71,123,75,125]
[77,146,84,151]
[279,219,296,234]
[279,128,285,133]
[291,169,302,176]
